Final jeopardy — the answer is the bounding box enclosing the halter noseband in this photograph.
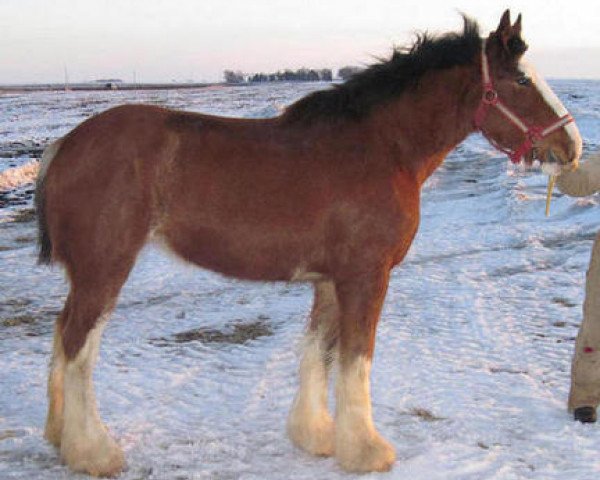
[473,40,574,164]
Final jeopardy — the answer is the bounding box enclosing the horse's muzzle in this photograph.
[543,148,579,174]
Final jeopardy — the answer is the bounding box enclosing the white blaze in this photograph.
[519,60,583,161]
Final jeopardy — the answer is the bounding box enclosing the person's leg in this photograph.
[569,232,600,422]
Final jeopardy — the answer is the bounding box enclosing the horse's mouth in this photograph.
[534,147,579,174]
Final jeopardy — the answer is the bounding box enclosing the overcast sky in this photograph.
[1,0,599,84]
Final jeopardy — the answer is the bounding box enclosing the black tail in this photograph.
[35,140,63,265]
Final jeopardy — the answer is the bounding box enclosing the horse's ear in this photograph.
[507,13,527,57]
[495,9,512,43]
[494,10,527,58]
[512,13,522,36]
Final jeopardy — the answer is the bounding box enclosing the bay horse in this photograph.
[36,10,582,476]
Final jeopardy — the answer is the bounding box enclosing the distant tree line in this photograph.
[223,70,245,84]
[224,68,334,84]
[337,66,363,80]
[224,66,364,84]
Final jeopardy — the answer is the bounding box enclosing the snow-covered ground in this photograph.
[0,80,599,479]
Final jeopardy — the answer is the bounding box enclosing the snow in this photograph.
[0,80,599,479]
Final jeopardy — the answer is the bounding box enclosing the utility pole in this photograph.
[64,65,70,91]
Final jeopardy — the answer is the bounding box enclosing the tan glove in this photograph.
[557,152,600,197]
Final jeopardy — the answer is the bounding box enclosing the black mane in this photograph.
[284,16,481,123]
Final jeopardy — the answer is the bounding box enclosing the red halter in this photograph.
[473,40,574,164]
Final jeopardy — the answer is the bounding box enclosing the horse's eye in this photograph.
[517,75,532,86]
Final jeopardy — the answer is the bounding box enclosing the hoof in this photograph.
[336,432,396,473]
[288,414,335,457]
[61,430,125,477]
[574,406,597,423]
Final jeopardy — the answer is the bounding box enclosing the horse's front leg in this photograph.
[288,281,338,456]
[334,269,395,472]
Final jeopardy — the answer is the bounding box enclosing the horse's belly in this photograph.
[158,222,322,282]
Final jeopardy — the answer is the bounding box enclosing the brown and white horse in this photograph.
[35,11,581,476]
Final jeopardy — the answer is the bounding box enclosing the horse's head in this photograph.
[474,10,582,172]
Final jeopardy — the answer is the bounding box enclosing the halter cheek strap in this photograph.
[473,40,574,164]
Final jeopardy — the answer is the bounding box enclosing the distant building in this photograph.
[93,79,123,90]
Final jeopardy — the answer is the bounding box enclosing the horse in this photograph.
[35,10,582,476]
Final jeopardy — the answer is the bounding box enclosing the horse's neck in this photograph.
[367,66,479,185]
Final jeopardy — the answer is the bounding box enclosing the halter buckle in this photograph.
[483,88,498,105]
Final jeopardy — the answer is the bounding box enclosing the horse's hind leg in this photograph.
[54,234,144,475]
[288,281,338,456]
[44,295,70,447]
[57,271,131,477]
